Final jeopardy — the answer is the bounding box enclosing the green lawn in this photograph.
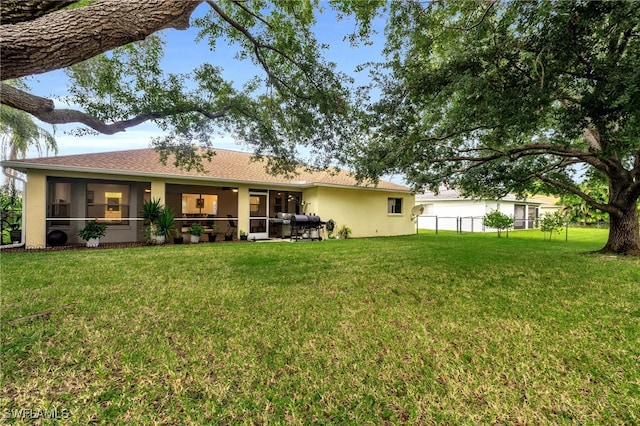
[1,229,639,424]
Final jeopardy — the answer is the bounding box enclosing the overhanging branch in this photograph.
[445,1,496,31]
[1,83,229,134]
[536,173,620,216]
[206,0,320,99]
[425,142,600,167]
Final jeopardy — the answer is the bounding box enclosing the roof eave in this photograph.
[1,161,411,192]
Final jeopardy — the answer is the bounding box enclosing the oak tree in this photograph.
[351,0,640,255]
[0,0,359,173]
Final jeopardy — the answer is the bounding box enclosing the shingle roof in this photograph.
[4,148,410,192]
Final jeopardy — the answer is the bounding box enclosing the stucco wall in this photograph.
[24,170,47,248]
[306,186,415,238]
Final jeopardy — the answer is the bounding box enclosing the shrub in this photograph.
[539,211,565,241]
[483,210,514,238]
[189,223,204,236]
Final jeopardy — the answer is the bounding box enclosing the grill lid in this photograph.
[290,214,322,224]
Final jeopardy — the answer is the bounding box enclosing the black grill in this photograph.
[290,214,325,241]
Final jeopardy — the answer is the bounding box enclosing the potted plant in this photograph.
[153,206,176,244]
[141,198,163,243]
[239,230,248,241]
[1,189,22,244]
[78,220,107,247]
[207,223,219,242]
[337,224,352,239]
[3,214,22,243]
[189,222,204,243]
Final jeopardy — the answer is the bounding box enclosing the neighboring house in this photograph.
[1,148,414,248]
[416,188,542,232]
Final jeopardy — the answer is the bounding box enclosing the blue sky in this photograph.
[25,2,387,159]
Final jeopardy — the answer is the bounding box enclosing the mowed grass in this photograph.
[1,229,639,425]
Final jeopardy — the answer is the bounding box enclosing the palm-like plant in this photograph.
[154,206,176,240]
[1,81,58,188]
[141,198,163,225]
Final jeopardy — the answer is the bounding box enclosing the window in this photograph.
[388,198,403,214]
[87,183,130,224]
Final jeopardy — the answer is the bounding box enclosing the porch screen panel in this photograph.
[514,205,526,229]
[48,182,71,225]
[527,205,538,229]
[86,183,130,225]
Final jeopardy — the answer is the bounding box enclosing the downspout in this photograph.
[1,167,26,249]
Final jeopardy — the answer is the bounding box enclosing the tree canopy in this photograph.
[0,0,369,173]
[350,0,640,254]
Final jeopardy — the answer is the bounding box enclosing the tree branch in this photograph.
[535,173,621,216]
[445,1,496,31]
[0,0,203,80]
[206,1,280,90]
[426,142,600,167]
[232,0,273,29]
[418,125,489,143]
[0,0,78,25]
[206,0,318,99]
[1,83,229,134]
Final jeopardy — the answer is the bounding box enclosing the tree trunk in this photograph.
[600,189,640,256]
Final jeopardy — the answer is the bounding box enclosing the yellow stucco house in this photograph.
[1,148,414,248]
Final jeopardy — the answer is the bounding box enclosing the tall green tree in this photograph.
[0,80,57,187]
[0,105,57,159]
[350,0,640,255]
[0,0,367,174]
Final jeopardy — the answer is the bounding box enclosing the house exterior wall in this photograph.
[417,199,540,232]
[18,168,413,246]
[24,170,47,248]
[532,195,563,216]
[307,186,415,238]
[237,185,251,237]
[418,200,493,232]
